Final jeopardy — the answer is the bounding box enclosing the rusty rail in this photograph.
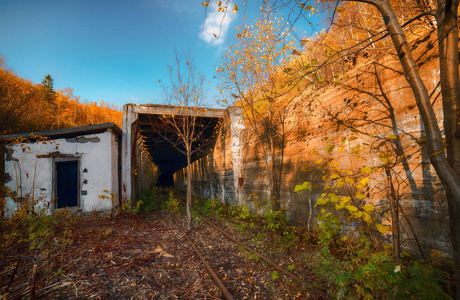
[199,213,331,299]
[201,215,304,284]
[170,213,235,300]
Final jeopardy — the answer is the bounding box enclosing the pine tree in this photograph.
[41,74,56,103]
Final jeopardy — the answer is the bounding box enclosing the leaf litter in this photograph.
[1,210,323,299]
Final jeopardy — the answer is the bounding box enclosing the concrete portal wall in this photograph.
[122,104,226,204]
[174,107,244,205]
[4,130,119,215]
[121,104,158,204]
[174,37,452,259]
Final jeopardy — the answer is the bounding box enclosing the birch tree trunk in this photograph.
[186,148,192,231]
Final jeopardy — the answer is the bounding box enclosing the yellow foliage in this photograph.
[376,224,390,234]
[345,204,358,212]
[316,197,327,205]
[355,191,365,199]
[362,204,375,212]
[360,177,370,185]
[360,166,372,174]
[355,177,370,188]
[362,212,373,223]
[345,177,355,184]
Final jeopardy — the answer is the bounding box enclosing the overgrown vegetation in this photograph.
[0,197,75,275]
[118,187,182,216]
[199,196,454,298]
[1,178,454,298]
[291,136,454,298]
[0,137,75,271]
[201,197,306,252]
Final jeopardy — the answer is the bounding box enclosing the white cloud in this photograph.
[199,2,236,46]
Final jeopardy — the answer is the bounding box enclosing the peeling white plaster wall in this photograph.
[4,130,118,215]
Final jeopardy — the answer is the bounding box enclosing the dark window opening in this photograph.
[157,171,174,187]
[56,160,79,208]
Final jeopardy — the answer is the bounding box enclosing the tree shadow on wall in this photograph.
[313,54,447,258]
[239,97,310,214]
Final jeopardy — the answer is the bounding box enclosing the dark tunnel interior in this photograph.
[157,171,174,187]
[136,112,222,188]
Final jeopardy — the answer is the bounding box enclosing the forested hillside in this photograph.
[0,58,122,135]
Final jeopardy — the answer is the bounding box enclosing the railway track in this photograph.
[2,204,328,299]
[170,210,330,299]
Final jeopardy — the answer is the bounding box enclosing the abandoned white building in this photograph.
[1,123,121,215]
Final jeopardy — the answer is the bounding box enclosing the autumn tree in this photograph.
[150,53,218,230]
[0,59,40,134]
[206,0,460,293]
[218,13,304,210]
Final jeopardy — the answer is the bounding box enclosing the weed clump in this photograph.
[1,200,74,264]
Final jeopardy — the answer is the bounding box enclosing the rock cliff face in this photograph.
[175,32,451,258]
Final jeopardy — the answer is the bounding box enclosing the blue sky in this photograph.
[0,0,320,109]
[0,0,252,108]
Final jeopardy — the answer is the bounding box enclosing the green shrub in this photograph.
[229,204,252,220]
[264,209,288,232]
[313,247,451,299]
[165,191,180,213]
[203,198,226,217]
[137,189,160,212]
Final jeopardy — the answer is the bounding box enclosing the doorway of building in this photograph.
[55,160,79,208]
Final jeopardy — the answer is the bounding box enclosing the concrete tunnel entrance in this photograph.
[121,104,225,201]
[137,110,222,188]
